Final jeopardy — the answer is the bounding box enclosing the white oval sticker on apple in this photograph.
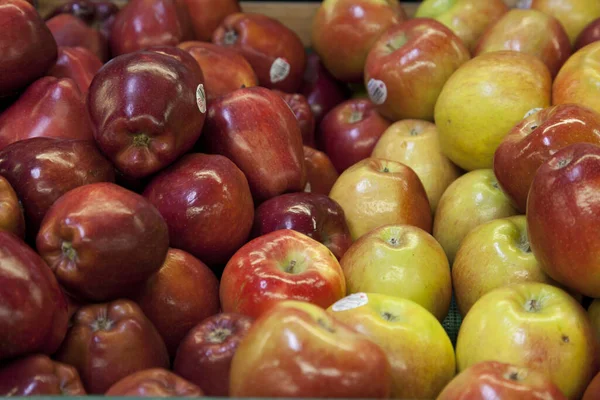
[270,57,291,84]
[331,293,369,312]
[196,84,207,114]
[367,79,387,105]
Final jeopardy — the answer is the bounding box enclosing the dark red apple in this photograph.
[0,175,25,239]
[173,313,253,397]
[47,46,103,94]
[273,90,315,147]
[0,355,86,396]
[200,86,306,203]
[319,98,391,173]
[0,76,94,151]
[303,146,339,195]
[0,0,57,98]
[46,14,108,62]
[0,231,68,360]
[143,153,254,266]
[134,248,221,357]
[0,138,115,241]
[576,18,600,50]
[105,369,204,397]
[183,0,240,41]
[213,13,306,93]
[36,182,169,301]
[55,300,170,394]
[88,47,205,179]
[252,193,352,260]
[46,1,119,43]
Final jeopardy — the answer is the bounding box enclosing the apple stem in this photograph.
[526,299,541,312]
[285,260,297,274]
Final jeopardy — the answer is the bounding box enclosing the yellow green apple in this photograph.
[528,0,600,45]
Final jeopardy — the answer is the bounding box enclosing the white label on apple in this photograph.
[270,58,291,84]
[523,107,543,119]
[367,79,387,105]
[331,293,369,312]
[196,84,207,114]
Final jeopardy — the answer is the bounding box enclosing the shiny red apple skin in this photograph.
[55,300,170,394]
[47,46,103,94]
[319,98,391,173]
[494,104,600,213]
[0,176,25,239]
[109,0,193,57]
[88,48,205,179]
[252,193,352,260]
[178,41,258,100]
[46,14,108,62]
[528,143,600,297]
[0,355,86,396]
[0,232,68,361]
[0,0,57,98]
[437,360,567,400]
[46,0,119,40]
[0,138,115,240]
[105,369,204,397]
[213,13,306,93]
[143,153,254,266]
[36,182,169,302]
[134,248,220,357]
[183,0,241,41]
[303,145,339,195]
[0,76,94,151]
[200,86,306,203]
[576,18,600,50]
[173,313,253,396]
[583,370,600,400]
[273,90,315,147]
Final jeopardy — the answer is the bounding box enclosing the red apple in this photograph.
[0,138,115,240]
[364,18,470,122]
[220,230,346,319]
[46,14,108,62]
[0,76,94,151]
[252,193,352,260]
[200,86,306,202]
[528,143,600,298]
[303,145,339,195]
[105,369,204,397]
[319,98,391,173]
[576,18,600,50]
[143,153,254,266]
[213,13,306,93]
[0,355,86,396]
[183,0,240,41]
[88,47,205,179]
[36,182,169,301]
[0,231,68,360]
[47,46,103,94]
[438,361,567,400]
[0,176,25,239]
[55,300,170,394]
[0,0,57,98]
[494,104,600,213]
[134,248,220,357]
[173,313,253,396]
[273,90,315,147]
[46,0,119,42]
[109,0,193,57]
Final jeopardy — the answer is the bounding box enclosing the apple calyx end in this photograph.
[133,133,151,148]
[207,328,232,344]
[562,334,570,343]
[525,298,541,312]
[224,29,239,45]
[348,111,364,124]
[61,241,77,262]
[91,315,114,332]
[380,311,398,322]
[504,368,526,382]
[409,128,420,136]
[316,318,335,333]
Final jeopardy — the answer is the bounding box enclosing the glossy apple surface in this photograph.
[143,153,254,266]
[36,182,169,301]
[456,283,598,400]
[229,300,392,397]
[46,0,119,42]
[252,192,352,260]
[134,248,220,357]
[576,18,600,50]
[527,143,600,298]
[47,46,103,94]
[273,90,315,147]
[46,14,108,62]
[438,360,567,400]
[183,0,240,41]
[220,230,346,318]
[0,77,94,151]
[328,293,455,398]
[173,313,254,396]
[55,300,170,394]
[105,369,204,397]
[0,232,68,360]
[494,104,600,213]
[213,13,306,93]
[200,86,305,203]
[319,99,391,173]
[474,9,571,78]
[0,138,115,240]
[330,158,432,241]
[529,0,600,45]
[0,176,25,238]
[303,146,339,195]
[88,47,205,178]
[0,0,57,98]
[365,18,470,121]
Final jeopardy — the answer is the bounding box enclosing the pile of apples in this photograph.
[3,0,600,398]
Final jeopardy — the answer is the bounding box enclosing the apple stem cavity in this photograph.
[504,369,525,381]
[285,259,297,273]
[224,29,239,45]
[526,299,541,312]
[207,328,232,344]
[61,241,77,261]
[409,128,420,136]
[386,34,408,53]
[381,312,398,322]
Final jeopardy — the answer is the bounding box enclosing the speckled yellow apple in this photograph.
[433,169,518,264]
[456,283,598,400]
[327,293,455,399]
[452,215,557,316]
[434,51,552,171]
[528,0,600,45]
[340,225,451,321]
[371,119,461,213]
[329,158,431,241]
